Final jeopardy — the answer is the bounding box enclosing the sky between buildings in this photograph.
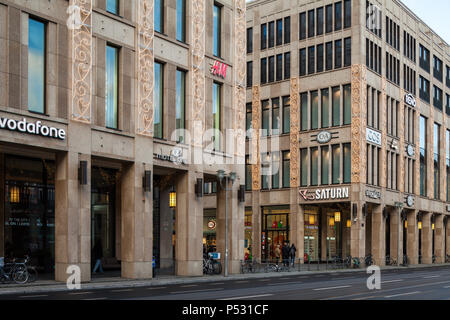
[245,0,450,44]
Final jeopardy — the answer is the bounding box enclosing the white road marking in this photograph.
[381,279,403,284]
[220,294,273,300]
[169,288,224,294]
[384,291,421,298]
[19,295,48,298]
[314,285,351,291]
[68,291,93,295]
[180,284,198,288]
[423,275,440,279]
[443,286,450,288]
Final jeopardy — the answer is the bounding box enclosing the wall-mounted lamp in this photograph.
[346,219,352,228]
[238,185,245,203]
[309,215,315,225]
[78,161,88,185]
[362,203,367,219]
[405,220,408,229]
[169,188,177,208]
[334,212,341,223]
[142,170,152,192]
[329,217,335,227]
[10,186,20,204]
[418,221,422,230]
[195,178,203,198]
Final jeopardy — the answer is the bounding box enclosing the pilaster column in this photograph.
[175,171,203,276]
[0,154,4,257]
[407,210,419,265]
[350,202,366,260]
[445,217,450,256]
[371,205,385,266]
[292,202,304,263]
[434,214,444,264]
[421,212,433,264]
[55,151,91,282]
[251,192,261,261]
[390,209,402,264]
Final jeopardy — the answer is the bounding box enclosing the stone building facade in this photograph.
[244,0,450,266]
[0,0,246,282]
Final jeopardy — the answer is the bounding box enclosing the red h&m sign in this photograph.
[210,60,228,79]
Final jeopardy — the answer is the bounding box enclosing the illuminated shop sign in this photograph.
[153,147,187,165]
[366,127,382,146]
[210,60,228,79]
[404,93,416,108]
[0,117,66,140]
[299,187,349,201]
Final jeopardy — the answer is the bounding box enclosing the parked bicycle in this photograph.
[203,255,222,275]
[0,256,33,284]
[240,260,256,274]
[385,255,397,266]
[445,254,450,263]
[364,254,374,266]
[264,260,290,273]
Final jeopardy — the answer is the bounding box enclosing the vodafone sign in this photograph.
[0,117,66,140]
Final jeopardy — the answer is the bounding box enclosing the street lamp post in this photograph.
[217,170,236,277]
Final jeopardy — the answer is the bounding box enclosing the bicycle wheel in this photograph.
[27,267,38,283]
[13,267,29,284]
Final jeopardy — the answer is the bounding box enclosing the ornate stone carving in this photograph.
[380,77,387,189]
[191,0,206,147]
[70,0,92,123]
[350,65,367,184]
[136,0,154,136]
[234,0,246,158]
[251,85,261,191]
[290,78,299,188]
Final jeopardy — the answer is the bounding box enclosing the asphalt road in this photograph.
[1,266,449,300]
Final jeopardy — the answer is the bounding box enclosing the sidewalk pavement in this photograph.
[0,263,449,296]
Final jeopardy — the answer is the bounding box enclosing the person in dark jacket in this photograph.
[281,242,290,267]
[289,243,297,266]
[92,239,104,274]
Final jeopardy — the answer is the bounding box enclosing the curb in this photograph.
[0,263,449,296]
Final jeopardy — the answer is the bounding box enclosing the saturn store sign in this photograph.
[299,187,350,201]
[0,117,66,140]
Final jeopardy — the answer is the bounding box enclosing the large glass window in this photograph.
[332,145,340,184]
[311,91,319,130]
[343,84,351,125]
[176,0,186,42]
[246,103,252,133]
[434,123,440,199]
[268,56,275,82]
[300,48,307,76]
[154,62,163,138]
[344,0,351,28]
[272,98,280,134]
[268,21,275,48]
[343,143,351,183]
[284,17,291,44]
[272,152,280,189]
[276,54,283,81]
[276,19,283,46]
[154,0,163,33]
[282,96,290,134]
[247,61,253,87]
[420,116,427,196]
[344,37,351,67]
[284,52,291,79]
[245,156,252,191]
[213,82,221,150]
[308,10,315,38]
[107,0,119,15]
[321,146,329,185]
[308,46,315,74]
[247,27,253,54]
[334,1,342,31]
[213,4,221,57]
[300,149,308,186]
[28,18,45,114]
[262,100,270,137]
[326,42,333,70]
[300,93,308,131]
[325,5,332,33]
[261,24,267,50]
[335,40,342,69]
[299,12,306,40]
[317,7,324,36]
[176,70,185,143]
[317,44,324,73]
[311,148,319,186]
[332,87,341,127]
[321,88,329,128]
[261,58,267,83]
[106,45,119,129]
[282,151,290,188]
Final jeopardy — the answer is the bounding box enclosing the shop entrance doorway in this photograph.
[261,206,289,262]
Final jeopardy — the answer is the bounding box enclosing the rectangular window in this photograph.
[155,0,164,33]
[419,76,430,103]
[272,152,280,189]
[419,44,430,73]
[335,40,342,69]
[28,18,46,114]
[261,58,267,84]
[299,12,306,40]
[246,103,252,132]
[343,84,351,125]
[107,0,119,15]
[308,46,315,75]
[335,1,342,31]
[268,56,275,82]
[245,156,252,191]
[276,19,283,46]
[106,45,119,129]
[176,69,186,143]
[268,21,275,48]
[344,0,351,28]
[420,116,427,196]
[300,149,308,186]
[326,5,333,33]
[154,61,163,138]
[317,7,324,36]
[332,145,341,184]
[282,96,290,134]
[317,44,324,73]
[308,10,315,38]
[247,27,253,54]
[332,87,340,127]
[262,153,269,190]
[447,130,450,201]
[343,143,351,183]
[276,54,283,81]
[261,24,267,50]
[282,151,290,188]
[262,100,270,137]
[433,85,443,110]
[326,42,333,70]
[213,4,221,57]
[212,82,221,150]
[176,0,186,42]
[434,123,440,199]
[300,93,308,131]
[321,146,329,185]
[247,61,253,87]
[447,66,450,88]
[284,52,291,79]
[299,48,307,76]
[272,98,280,134]
[311,148,319,186]
[311,91,319,130]
[284,17,291,44]
[433,55,443,82]
[344,37,351,67]
[321,89,329,128]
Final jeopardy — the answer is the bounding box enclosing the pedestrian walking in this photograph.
[274,243,281,265]
[282,242,290,267]
[92,239,104,274]
[290,243,297,266]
